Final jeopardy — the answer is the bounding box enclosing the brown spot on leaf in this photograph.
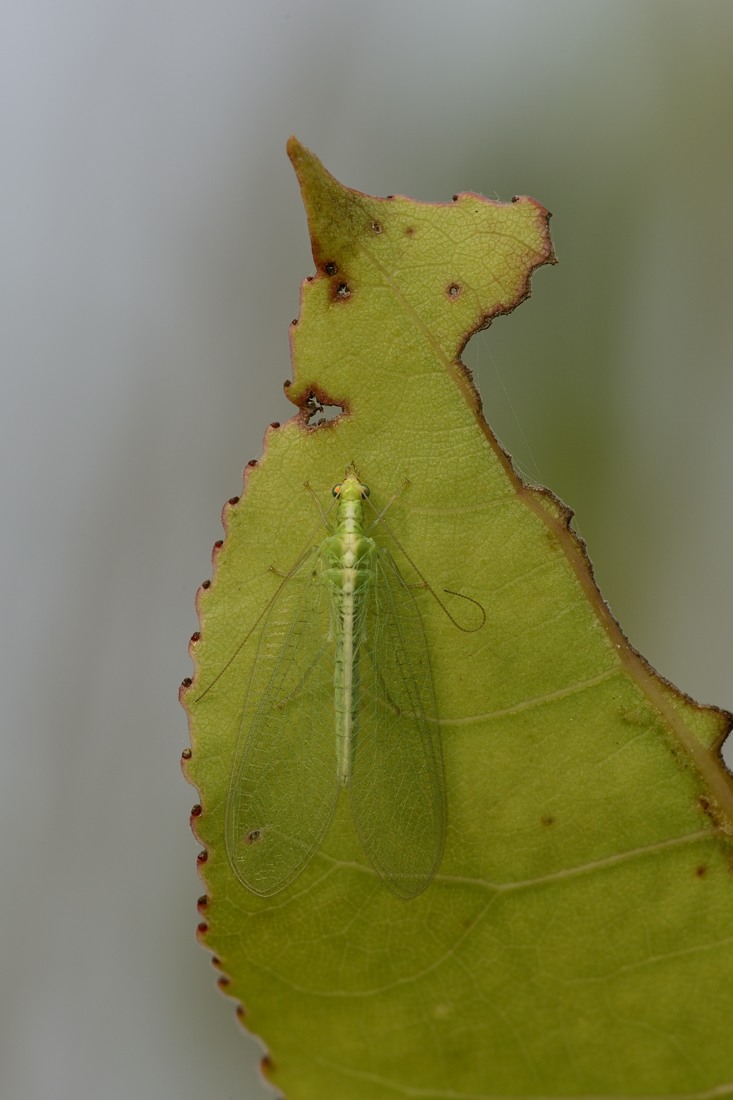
[542,815,556,827]
[696,865,708,878]
[405,225,416,237]
[371,220,383,234]
[245,829,263,845]
[447,282,462,299]
[331,281,352,302]
[324,261,338,276]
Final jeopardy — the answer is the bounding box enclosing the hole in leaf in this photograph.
[303,391,345,428]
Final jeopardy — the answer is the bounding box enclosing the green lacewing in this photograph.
[224,470,473,899]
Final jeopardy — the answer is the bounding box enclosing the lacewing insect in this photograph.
[223,470,481,898]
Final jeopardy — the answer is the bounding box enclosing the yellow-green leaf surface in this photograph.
[182,139,733,1099]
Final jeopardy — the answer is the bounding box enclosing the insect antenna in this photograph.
[364,486,487,634]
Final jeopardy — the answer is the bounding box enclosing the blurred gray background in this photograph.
[2,2,731,1098]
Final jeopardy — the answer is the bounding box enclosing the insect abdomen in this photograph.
[328,529,376,787]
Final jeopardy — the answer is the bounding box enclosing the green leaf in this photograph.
[182,139,733,1099]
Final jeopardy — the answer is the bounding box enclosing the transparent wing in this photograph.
[350,547,446,898]
[225,546,340,896]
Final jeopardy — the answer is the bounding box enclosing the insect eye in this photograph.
[332,484,341,497]
[362,485,370,498]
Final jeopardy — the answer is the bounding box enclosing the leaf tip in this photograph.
[286,135,369,270]
[286,135,334,207]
